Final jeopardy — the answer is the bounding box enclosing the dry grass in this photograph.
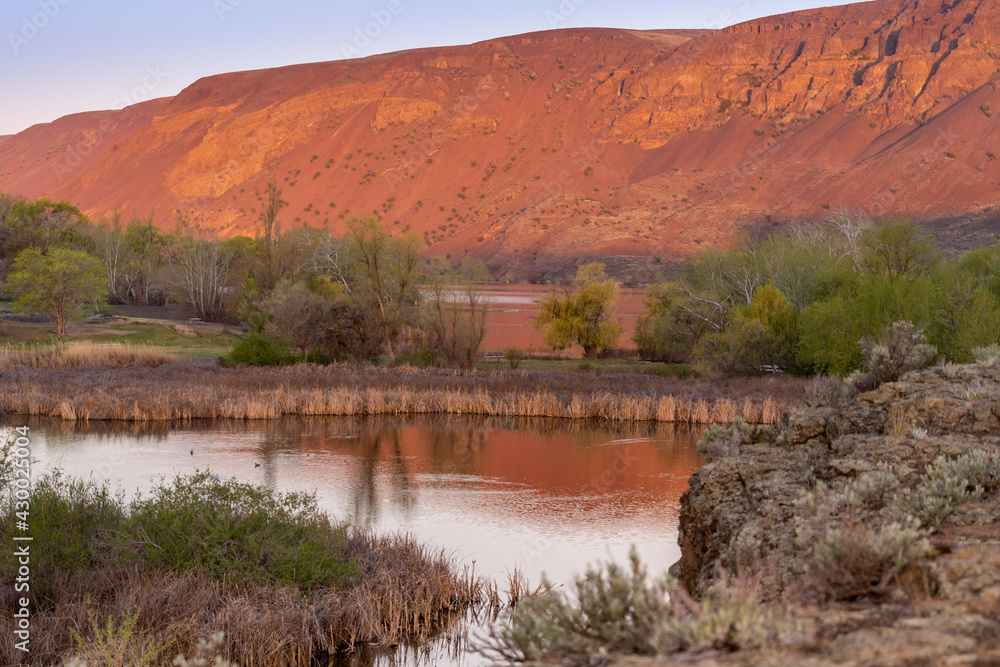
[0,530,492,667]
[0,353,804,425]
[0,341,172,369]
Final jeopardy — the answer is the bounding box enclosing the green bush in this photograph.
[126,472,357,592]
[221,334,292,367]
[305,346,332,364]
[0,474,125,605]
[67,607,171,667]
[398,347,440,367]
[647,363,693,379]
[504,346,524,370]
[0,472,359,605]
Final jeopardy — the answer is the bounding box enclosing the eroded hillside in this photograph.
[2,0,1000,278]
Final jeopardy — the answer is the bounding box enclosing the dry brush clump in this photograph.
[792,448,1000,601]
[0,472,494,666]
[477,549,802,664]
[847,321,937,393]
[0,358,803,425]
[903,449,1000,530]
[696,419,770,461]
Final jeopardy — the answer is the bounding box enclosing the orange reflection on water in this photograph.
[24,416,704,589]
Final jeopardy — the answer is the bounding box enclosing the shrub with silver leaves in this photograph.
[850,321,937,392]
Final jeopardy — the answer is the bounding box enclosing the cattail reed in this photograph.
[0,344,804,425]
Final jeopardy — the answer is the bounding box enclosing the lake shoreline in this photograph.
[0,469,495,666]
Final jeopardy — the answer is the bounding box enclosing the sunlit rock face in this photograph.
[2,0,1000,279]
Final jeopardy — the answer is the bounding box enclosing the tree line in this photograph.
[0,189,491,365]
[635,210,1000,375]
[5,189,995,377]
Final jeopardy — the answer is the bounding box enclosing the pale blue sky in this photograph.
[0,0,856,135]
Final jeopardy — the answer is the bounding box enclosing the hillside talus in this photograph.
[2,0,1000,278]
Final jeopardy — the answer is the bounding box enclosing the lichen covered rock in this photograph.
[665,362,1000,666]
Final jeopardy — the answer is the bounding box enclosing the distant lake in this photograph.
[14,415,702,666]
[477,284,647,353]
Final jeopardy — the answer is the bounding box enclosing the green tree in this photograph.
[694,284,799,375]
[929,250,1000,362]
[0,196,92,278]
[634,282,725,363]
[535,263,622,358]
[797,273,938,374]
[7,248,106,342]
[257,178,286,285]
[855,219,939,281]
[92,211,167,305]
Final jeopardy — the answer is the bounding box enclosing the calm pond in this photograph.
[13,416,703,665]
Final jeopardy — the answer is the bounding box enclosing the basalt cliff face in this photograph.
[667,363,1000,666]
[2,0,1000,278]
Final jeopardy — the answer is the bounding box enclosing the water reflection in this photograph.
[11,415,703,667]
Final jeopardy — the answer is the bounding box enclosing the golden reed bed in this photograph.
[0,343,795,425]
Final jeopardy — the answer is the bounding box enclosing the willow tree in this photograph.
[534,263,622,358]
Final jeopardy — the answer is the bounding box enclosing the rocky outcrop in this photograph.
[669,362,1000,665]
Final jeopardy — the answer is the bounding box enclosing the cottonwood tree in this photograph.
[694,284,799,375]
[856,218,939,281]
[634,282,726,362]
[346,217,421,365]
[535,263,622,358]
[257,179,286,285]
[169,237,237,321]
[304,231,354,293]
[0,196,92,278]
[93,212,166,305]
[7,247,106,342]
